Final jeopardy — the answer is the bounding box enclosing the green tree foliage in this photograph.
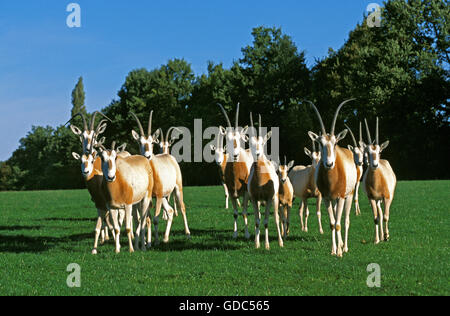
[312,0,449,179]
[70,77,87,127]
[1,3,448,190]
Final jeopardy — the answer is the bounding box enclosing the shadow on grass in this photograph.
[0,225,42,231]
[40,217,95,222]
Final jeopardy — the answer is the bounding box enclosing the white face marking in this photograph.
[366,145,381,169]
[139,136,154,159]
[80,154,94,178]
[226,131,242,161]
[250,136,265,160]
[214,147,225,165]
[82,130,95,153]
[318,135,337,169]
[311,151,321,169]
[278,165,288,183]
[353,147,364,166]
[101,150,117,181]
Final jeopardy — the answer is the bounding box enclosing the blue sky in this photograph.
[0,1,375,161]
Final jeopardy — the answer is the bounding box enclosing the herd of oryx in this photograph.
[68,99,396,257]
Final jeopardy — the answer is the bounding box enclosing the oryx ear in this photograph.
[97,137,106,147]
[263,131,272,144]
[210,145,216,152]
[132,130,140,141]
[380,140,390,151]
[348,145,354,152]
[117,143,127,153]
[169,137,177,146]
[219,126,226,135]
[287,160,295,170]
[336,129,348,142]
[304,147,312,158]
[308,131,319,142]
[72,152,81,160]
[240,126,249,142]
[97,123,107,136]
[70,125,82,136]
[359,141,367,149]
[152,129,161,143]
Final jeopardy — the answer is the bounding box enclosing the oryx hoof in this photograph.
[91,249,98,255]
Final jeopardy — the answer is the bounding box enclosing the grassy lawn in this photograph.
[0,181,449,296]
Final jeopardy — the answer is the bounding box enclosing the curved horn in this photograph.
[303,100,327,136]
[90,111,112,132]
[166,127,181,143]
[147,111,153,137]
[249,112,255,137]
[129,112,145,136]
[359,121,363,143]
[344,124,358,147]
[364,118,373,144]
[311,137,316,153]
[284,156,287,166]
[94,119,109,135]
[217,104,232,128]
[235,102,240,129]
[331,98,356,135]
[158,128,164,143]
[376,117,379,145]
[111,141,116,151]
[66,112,88,130]
[259,114,262,137]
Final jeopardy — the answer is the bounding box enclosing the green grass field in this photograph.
[0,181,449,296]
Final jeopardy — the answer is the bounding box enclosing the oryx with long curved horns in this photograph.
[130,111,191,246]
[344,122,365,216]
[217,103,253,239]
[247,113,283,249]
[66,111,112,154]
[305,99,357,257]
[361,117,396,244]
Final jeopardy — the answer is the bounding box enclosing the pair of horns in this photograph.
[249,112,263,136]
[364,117,380,145]
[130,111,153,137]
[304,99,356,136]
[66,111,112,132]
[159,126,182,143]
[345,122,365,147]
[218,103,240,129]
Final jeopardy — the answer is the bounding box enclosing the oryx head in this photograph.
[130,111,160,160]
[72,147,97,179]
[67,111,111,154]
[158,127,182,155]
[345,123,364,167]
[361,117,389,170]
[210,126,227,166]
[98,141,127,182]
[277,156,294,184]
[306,99,355,170]
[249,113,271,160]
[304,137,322,169]
[218,103,249,162]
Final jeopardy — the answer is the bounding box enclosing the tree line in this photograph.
[1,0,448,191]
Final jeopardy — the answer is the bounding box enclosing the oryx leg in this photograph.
[264,199,273,250]
[242,191,250,239]
[377,200,384,242]
[110,208,121,254]
[162,198,175,243]
[135,197,151,250]
[343,195,353,253]
[383,198,392,241]
[273,197,283,248]
[335,198,346,257]
[325,199,337,256]
[304,200,310,233]
[299,199,306,231]
[286,204,291,236]
[317,194,324,234]
[231,198,239,239]
[253,199,261,249]
[370,199,380,244]
[174,186,190,238]
[92,209,104,255]
[355,181,361,216]
[153,198,163,245]
[223,183,229,209]
[125,204,134,253]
